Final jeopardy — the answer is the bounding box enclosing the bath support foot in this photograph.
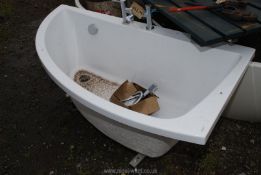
[129,153,146,167]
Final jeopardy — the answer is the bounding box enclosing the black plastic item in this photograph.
[183,1,257,22]
[147,0,261,46]
[217,6,257,22]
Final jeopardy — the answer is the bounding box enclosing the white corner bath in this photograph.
[36,5,255,157]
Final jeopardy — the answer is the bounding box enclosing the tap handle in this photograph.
[145,4,151,16]
[144,4,154,30]
[126,14,134,22]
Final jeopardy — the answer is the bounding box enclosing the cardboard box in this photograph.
[110,81,159,115]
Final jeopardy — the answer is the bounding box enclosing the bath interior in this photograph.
[44,8,247,119]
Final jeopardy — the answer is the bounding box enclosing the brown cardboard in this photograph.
[110,81,159,115]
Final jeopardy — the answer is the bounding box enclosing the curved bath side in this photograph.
[72,99,178,158]
[224,62,261,122]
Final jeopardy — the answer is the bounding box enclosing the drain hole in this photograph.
[79,75,91,83]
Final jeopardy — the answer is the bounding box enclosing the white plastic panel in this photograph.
[254,63,261,117]
[224,62,261,122]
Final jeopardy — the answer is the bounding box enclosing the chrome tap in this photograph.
[144,4,154,30]
[113,0,154,30]
[114,0,134,24]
